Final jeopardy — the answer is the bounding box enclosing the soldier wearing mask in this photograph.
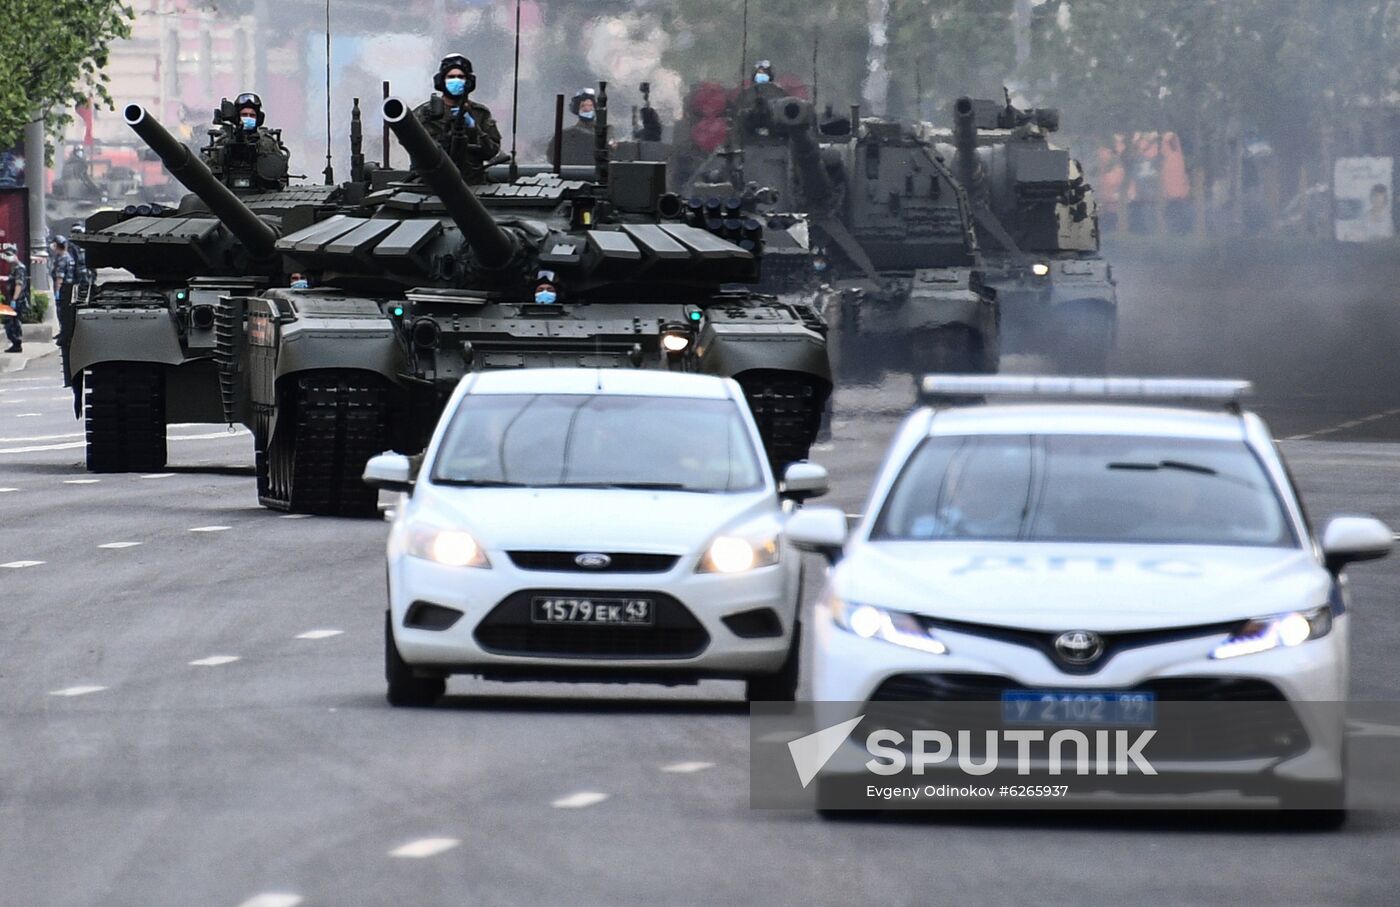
[204,91,291,191]
[413,54,502,184]
[735,60,787,137]
[1,245,27,353]
[551,88,602,167]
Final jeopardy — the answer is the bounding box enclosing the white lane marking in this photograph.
[661,761,715,774]
[1,560,44,568]
[50,685,107,697]
[296,629,343,640]
[0,487,16,493]
[188,655,240,667]
[0,430,252,455]
[141,473,175,479]
[1288,406,1400,440]
[98,542,141,550]
[63,479,100,485]
[0,432,82,443]
[14,413,42,418]
[389,838,460,858]
[0,441,82,453]
[235,895,303,907]
[551,791,609,809]
[189,526,231,533]
[280,514,310,520]
[47,396,71,402]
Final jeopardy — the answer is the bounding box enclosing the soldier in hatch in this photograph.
[413,54,503,184]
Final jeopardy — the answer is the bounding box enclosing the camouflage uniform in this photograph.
[2,258,26,350]
[204,125,290,191]
[412,98,502,184]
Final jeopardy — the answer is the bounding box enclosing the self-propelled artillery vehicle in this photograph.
[932,94,1117,370]
[685,94,998,378]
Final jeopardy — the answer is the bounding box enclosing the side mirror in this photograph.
[1321,515,1392,573]
[780,461,829,502]
[786,505,848,563]
[363,452,414,493]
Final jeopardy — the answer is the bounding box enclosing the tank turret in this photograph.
[770,97,834,210]
[381,96,517,270]
[123,104,279,258]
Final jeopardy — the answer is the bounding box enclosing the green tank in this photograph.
[684,94,998,379]
[234,90,830,517]
[935,94,1118,371]
[69,103,340,473]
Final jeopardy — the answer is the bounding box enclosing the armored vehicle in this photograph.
[235,93,829,516]
[685,94,998,378]
[932,94,1117,370]
[70,103,338,473]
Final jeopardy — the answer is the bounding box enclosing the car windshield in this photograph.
[872,434,1295,547]
[430,393,764,493]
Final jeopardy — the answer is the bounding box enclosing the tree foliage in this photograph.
[0,0,133,150]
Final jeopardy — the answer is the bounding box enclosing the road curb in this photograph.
[0,343,59,374]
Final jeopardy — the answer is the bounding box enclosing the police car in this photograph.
[787,376,1391,817]
[364,369,826,707]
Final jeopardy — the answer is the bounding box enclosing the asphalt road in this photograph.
[4,244,1400,906]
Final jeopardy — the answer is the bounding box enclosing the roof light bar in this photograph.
[918,375,1253,406]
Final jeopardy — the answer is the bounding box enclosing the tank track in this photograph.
[909,325,999,375]
[257,371,388,518]
[737,370,831,476]
[84,362,168,472]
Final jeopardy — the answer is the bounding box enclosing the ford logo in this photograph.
[1054,630,1105,665]
[574,553,612,570]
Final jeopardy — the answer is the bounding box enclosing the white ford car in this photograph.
[788,376,1391,818]
[365,368,827,707]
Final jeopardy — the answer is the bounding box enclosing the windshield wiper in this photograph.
[432,478,530,487]
[1107,459,1218,476]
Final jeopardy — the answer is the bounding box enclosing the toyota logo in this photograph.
[1054,630,1105,665]
[574,553,612,569]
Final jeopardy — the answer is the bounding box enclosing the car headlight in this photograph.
[403,524,490,568]
[699,533,780,574]
[1211,605,1332,660]
[1030,261,1051,277]
[828,597,948,655]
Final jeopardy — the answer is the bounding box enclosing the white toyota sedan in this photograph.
[789,376,1391,816]
[365,368,827,707]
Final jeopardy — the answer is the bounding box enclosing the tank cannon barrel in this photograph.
[123,104,278,258]
[771,97,833,208]
[381,96,516,270]
[952,97,985,198]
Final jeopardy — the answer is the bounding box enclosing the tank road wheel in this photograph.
[258,371,389,518]
[737,370,830,477]
[84,362,167,473]
[909,326,997,376]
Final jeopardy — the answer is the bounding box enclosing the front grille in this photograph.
[506,551,680,574]
[866,674,1307,762]
[474,589,709,659]
[915,616,1239,675]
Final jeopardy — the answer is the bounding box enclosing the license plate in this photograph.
[1002,690,1156,725]
[531,597,654,626]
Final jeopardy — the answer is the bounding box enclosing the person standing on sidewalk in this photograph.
[50,236,76,384]
[1,245,27,353]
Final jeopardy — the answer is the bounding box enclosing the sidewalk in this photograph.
[0,304,59,374]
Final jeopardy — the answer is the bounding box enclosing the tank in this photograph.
[68,103,340,472]
[934,94,1118,371]
[232,91,830,517]
[683,93,999,378]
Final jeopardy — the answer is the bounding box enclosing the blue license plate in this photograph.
[1002,690,1156,725]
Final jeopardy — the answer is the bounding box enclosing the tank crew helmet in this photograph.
[570,88,598,119]
[753,60,773,84]
[234,91,264,129]
[434,54,476,97]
